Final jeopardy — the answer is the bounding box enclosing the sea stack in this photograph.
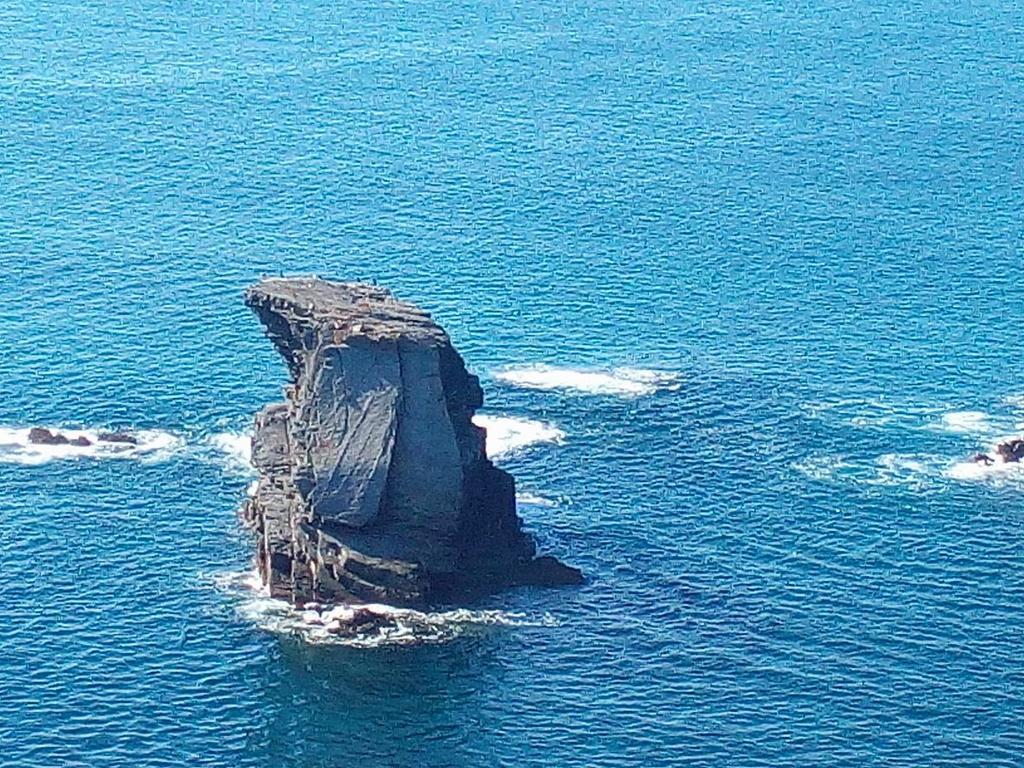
[243,277,582,608]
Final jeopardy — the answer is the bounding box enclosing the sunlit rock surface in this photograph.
[243,277,582,607]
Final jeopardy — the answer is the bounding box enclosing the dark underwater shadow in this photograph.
[242,631,513,767]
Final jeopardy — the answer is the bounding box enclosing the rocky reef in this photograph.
[243,277,582,608]
[27,427,138,448]
[972,438,1024,466]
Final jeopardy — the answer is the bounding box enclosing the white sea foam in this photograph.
[795,452,947,489]
[1001,394,1024,410]
[791,454,853,482]
[213,570,557,648]
[945,457,1024,483]
[208,431,254,475]
[945,433,1024,484]
[933,411,993,434]
[801,398,1022,438]
[801,398,941,430]
[0,426,184,465]
[793,443,1024,488]
[866,453,936,488]
[472,415,565,459]
[494,365,680,397]
[516,492,558,507]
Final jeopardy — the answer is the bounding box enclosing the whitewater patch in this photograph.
[207,431,254,475]
[945,459,1024,484]
[516,491,558,507]
[935,411,990,433]
[493,365,680,397]
[866,453,936,489]
[472,415,565,459]
[800,398,941,430]
[800,397,1024,439]
[921,409,1024,438]
[791,454,855,482]
[0,426,184,465]
[793,452,953,490]
[213,570,557,648]
[795,447,1024,490]
[945,433,1024,485]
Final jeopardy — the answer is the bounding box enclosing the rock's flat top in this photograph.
[246,277,449,346]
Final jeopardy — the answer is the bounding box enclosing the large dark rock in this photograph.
[996,439,1024,463]
[243,277,582,607]
[28,427,69,445]
[27,428,92,447]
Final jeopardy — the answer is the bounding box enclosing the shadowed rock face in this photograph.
[243,277,582,607]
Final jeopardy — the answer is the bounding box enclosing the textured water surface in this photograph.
[2,0,1023,765]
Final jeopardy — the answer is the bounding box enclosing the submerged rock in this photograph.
[243,277,582,608]
[97,431,138,445]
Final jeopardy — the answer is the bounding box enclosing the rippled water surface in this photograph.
[2,0,1023,765]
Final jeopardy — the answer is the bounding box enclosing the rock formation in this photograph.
[243,277,582,608]
[972,438,1024,466]
[996,439,1024,463]
[28,428,137,448]
[29,428,79,446]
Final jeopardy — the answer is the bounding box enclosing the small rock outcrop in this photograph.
[97,431,138,445]
[243,277,582,608]
[28,428,139,448]
[971,439,1024,466]
[29,428,70,445]
[996,439,1024,463]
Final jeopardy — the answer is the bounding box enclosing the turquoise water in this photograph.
[2,0,1024,764]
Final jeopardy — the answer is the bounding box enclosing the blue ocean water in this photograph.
[2,0,1023,764]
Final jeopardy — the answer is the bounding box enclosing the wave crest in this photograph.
[494,365,680,397]
[207,431,254,475]
[472,415,565,459]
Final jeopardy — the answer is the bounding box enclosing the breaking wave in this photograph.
[0,426,184,466]
[797,395,1024,488]
[792,453,939,488]
[945,433,1024,485]
[791,454,854,482]
[932,410,995,435]
[493,365,680,397]
[516,491,558,507]
[213,570,557,648]
[207,431,254,475]
[794,446,1024,489]
[802,398,1019,438]
[472,415,565,459]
